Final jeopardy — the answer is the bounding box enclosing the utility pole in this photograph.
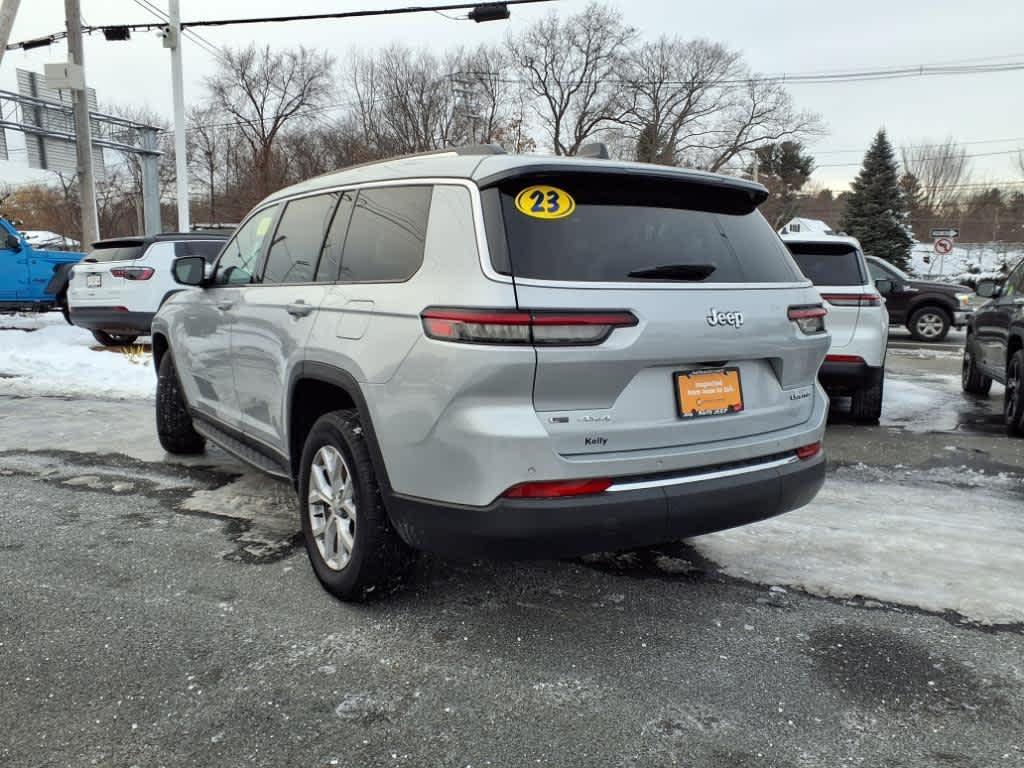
[64,0,100,249]
[167,0,190,232]
[0,0,22,69]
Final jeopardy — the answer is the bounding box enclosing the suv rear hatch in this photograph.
[479,170,826,457]
[70,240,147,303]
[785,241,874,349]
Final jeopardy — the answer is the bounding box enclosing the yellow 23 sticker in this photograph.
[514,185,575,220]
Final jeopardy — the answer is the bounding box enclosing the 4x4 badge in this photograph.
[706,309,744,328]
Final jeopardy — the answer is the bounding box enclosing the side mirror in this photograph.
[4,233,21,251]
[874,278,894,296]
[976,280,1003,299]
[172,255,208,286]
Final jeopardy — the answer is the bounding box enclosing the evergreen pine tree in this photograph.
[840,129,913,271]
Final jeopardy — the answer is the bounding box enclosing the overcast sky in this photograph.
[3,0,1023,193]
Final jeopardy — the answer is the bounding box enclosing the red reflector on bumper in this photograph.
[825,354,865,364]
[796,442,822,460]
[503,478,613,499]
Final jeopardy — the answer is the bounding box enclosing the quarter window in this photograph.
[215,205,279,286]
[340,186,431,283]
[263,193,339,285]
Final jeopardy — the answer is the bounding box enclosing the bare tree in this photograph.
[348,45,464,155]
[621,37,740,164]
[692,77,823,173]
[205,45,335,199]
[901,138,971,216]
[506,3,636,155]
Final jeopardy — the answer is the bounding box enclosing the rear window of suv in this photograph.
[786,242,866,286]
[483,173,801,284]
[87,244,145,262]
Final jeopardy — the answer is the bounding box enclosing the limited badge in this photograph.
[514,185,575,220]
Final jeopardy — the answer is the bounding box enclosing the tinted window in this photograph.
[340,187,431,282]
[215,206,278,286]
[88,244,145,262]
[316,192,355,282]
[866,260,893,281]
[786,243,865,286]
[490,176,800,283]
[263,193,339,285]
[175,240,226,263]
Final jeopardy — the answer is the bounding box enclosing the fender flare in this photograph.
[906,295,956,319]
[286,361,392,494]
[44,263,75,298]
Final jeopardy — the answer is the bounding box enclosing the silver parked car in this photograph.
[153,146,831,601]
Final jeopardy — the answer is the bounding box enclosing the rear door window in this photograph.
[485,174,801,284]
[786,243,866,286]
[340,186,431,282]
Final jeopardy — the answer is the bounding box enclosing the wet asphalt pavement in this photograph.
[1,338,1023,767]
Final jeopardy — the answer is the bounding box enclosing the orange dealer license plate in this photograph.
[675,367,744,419]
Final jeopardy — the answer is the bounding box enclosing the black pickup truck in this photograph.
[865,255,973,342]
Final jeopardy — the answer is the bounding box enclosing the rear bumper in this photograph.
[387,451,825,559]
[68,306,153,333]
[819,360,884,393]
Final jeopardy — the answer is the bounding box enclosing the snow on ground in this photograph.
[694,470,1024,625]
[0,312,155,399]
[910,242,1024,281]
[879,372,1002,433]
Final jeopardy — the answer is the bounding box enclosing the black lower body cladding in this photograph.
[387,452,826,559]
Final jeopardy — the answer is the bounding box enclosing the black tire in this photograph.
[850,378,884,424]
[1004,350,1024,438]
[298,410,413,602]
[58,293,72,325]
[961,343,992,396]
[92,330,139,347]
[156,353,206,454]
[907,306,951,342]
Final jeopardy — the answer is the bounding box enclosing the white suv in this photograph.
[782,233,888,422]
[68,234,226,345]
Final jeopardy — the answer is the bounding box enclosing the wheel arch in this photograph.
[151,332,169,376]
[286,362,392,493]
[907,297,955,320]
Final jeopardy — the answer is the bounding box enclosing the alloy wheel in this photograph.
[915,312,946,340]
[307,445,357,571]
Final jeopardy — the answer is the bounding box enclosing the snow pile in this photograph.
[695,477,1024,625]
[0,313,155,399]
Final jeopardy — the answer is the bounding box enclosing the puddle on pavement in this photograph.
[828,373,1006,437]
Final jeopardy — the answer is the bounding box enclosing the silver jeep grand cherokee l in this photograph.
[153,146,830,601]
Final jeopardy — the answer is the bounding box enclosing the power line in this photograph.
[817,148,1024,169]
[814,136,1024,157]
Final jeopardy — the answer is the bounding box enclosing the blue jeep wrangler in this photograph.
[0,216,85,321]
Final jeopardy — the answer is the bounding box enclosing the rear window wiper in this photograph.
[627,263,717,281]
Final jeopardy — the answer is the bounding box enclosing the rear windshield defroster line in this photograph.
[481,173,802,284]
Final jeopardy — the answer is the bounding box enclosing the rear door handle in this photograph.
[216,301,234,311]
[286,300,313,317]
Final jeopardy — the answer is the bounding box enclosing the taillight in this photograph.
[825,354,865,364]
[787,305,827,335]
[819,293,881,307]
[796,442,821,460]
[421,308,637,346]
[110,266,155,280]
[503,478,613,498]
